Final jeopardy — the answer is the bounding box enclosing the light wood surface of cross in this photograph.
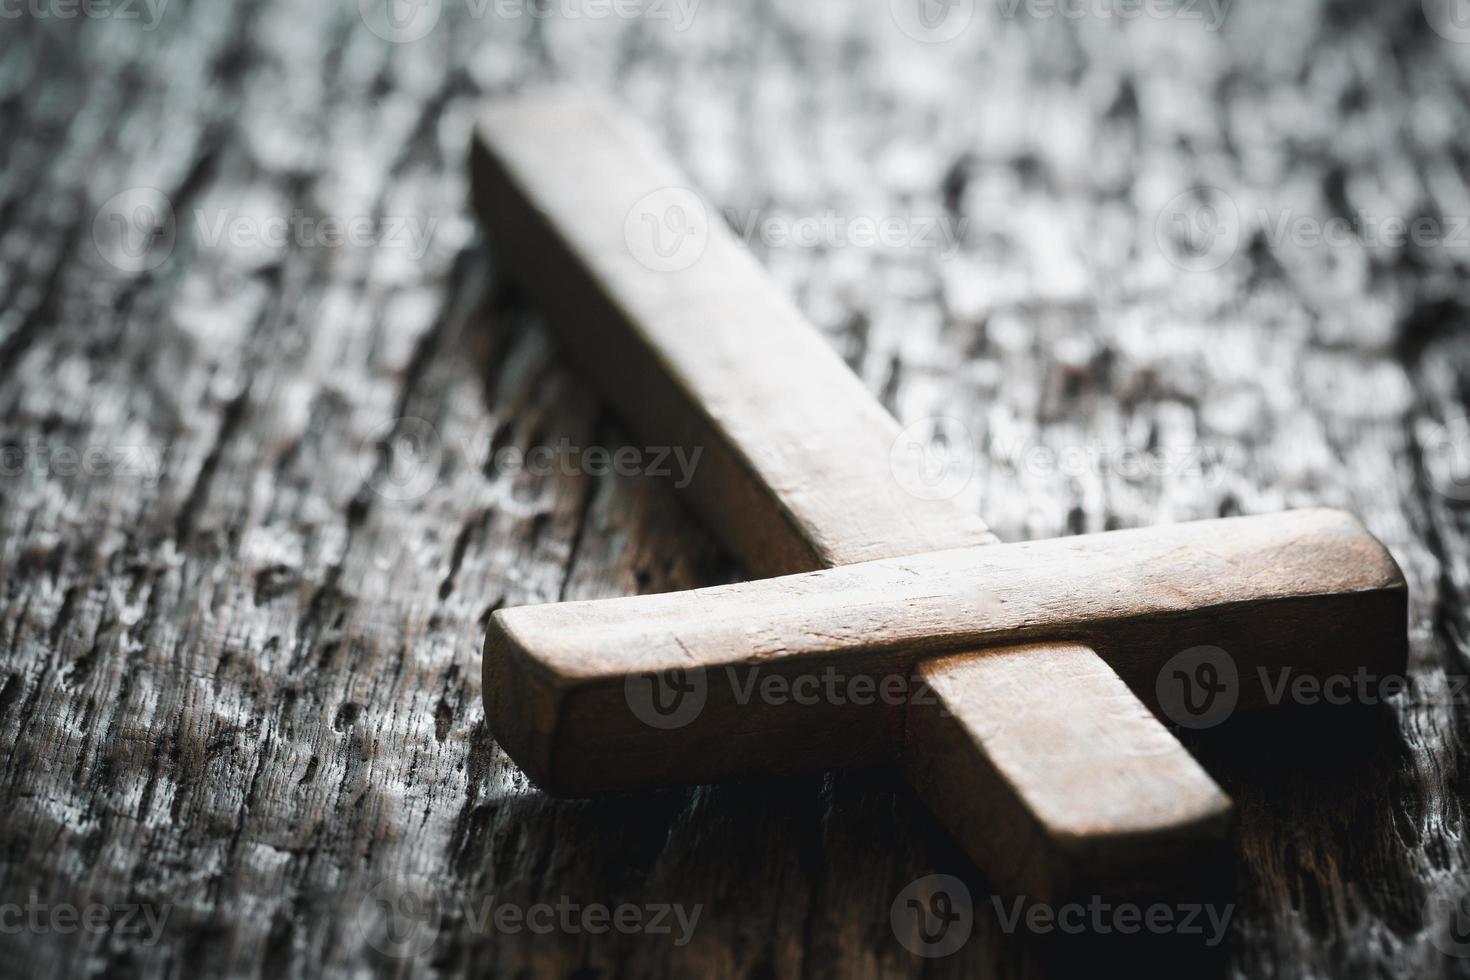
[470,86,1407,904]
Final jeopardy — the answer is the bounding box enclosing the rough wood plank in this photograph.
[489,507,1406,789]
[474,84,1237,904]
[471,85,996,575]
[0,2,1465,977]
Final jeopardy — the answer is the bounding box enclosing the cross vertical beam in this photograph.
[469,86,1254,902]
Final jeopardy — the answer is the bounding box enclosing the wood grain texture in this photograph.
[471,85,997,575]
[0,1,1465,977]
[908,644,1232,905]
[474,83,1237,903]
[489,507,1406,790]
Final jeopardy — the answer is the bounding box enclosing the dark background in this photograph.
[2,0,1470,976]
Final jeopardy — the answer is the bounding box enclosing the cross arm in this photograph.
[471,85,1405,904]
[487,507,1405,795]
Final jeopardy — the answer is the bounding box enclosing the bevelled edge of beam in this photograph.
[482,508,1407,794]
[470,85,995,577]
[906,645,1233,906]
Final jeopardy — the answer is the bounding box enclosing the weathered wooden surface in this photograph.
[473,84,1232,909]
[1,1,1468,977]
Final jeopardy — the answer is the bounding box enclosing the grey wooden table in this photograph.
[2,1,1469,976]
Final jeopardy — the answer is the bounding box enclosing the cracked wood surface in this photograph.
[472,84,1236,909]
[2,1,1469,977]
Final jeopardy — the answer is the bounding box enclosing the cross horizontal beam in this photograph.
[488,507,1404,793]
[471,86,1407,904]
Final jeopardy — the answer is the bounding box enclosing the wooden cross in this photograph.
[469,86,1407,905]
